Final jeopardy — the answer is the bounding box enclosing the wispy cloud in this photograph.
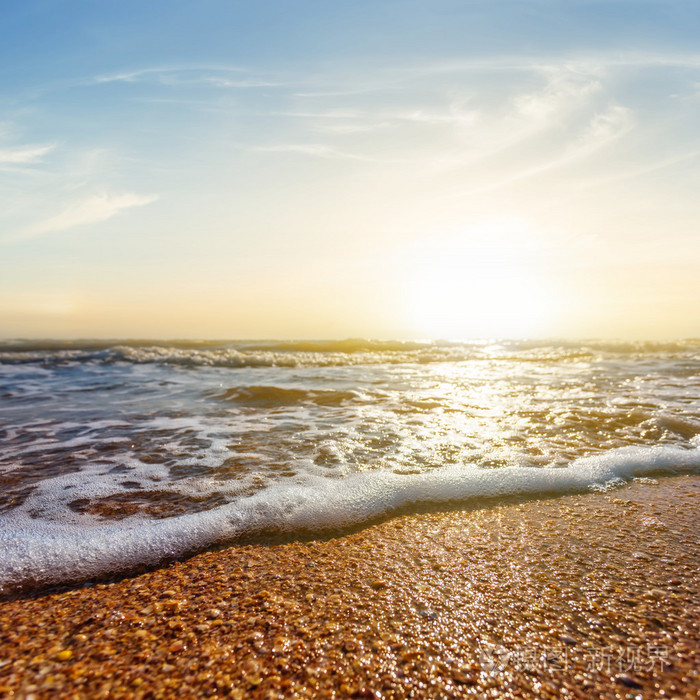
[9,192,158,242]
[511,71,601,123]
[94,65,276,89]
[95,67,179,83]
[203,77,279,88]
[95,66,231,83]
[273,109,364,120]
[271,109,389,135]
[312,121,391,135]
[395,109,480,126]
[293,87,391,98]
[242,62,639,178]
[275,105,480,136]
[250,143,379,161]
[573,146,700,193]
[406,52,700,77]
[463,104,635,195]
[0,144,55,165]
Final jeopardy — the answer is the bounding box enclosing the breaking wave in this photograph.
[2,337,699,595]
[1,338,699,369]
[1,445,699,595]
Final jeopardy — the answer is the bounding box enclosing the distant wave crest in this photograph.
[1,338,699,368]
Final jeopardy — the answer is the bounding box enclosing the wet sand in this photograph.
[1,475,698,698]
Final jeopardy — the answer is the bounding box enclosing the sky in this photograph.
[1,0,699,340]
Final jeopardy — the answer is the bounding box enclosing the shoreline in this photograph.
[1,475,698,698]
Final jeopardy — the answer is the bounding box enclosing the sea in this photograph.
[1,338,699,595]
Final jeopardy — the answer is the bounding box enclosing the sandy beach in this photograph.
[1,474,698,698]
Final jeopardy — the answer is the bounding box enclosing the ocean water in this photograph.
[1,338,700,594]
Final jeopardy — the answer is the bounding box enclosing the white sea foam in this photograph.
[2,340,699,594]
[2,338,698,369]
[1,445,699,594]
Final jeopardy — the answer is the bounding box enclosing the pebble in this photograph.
[615,673,643,688]
[0,475,698,698]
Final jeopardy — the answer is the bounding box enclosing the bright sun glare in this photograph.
[402,220,558,339]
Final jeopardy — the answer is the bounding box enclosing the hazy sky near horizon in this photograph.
[1,0,699,339]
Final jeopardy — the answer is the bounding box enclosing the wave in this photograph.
[2,338,699,369]
[0,342,467,368]
[2,444,699,595]
[213,385,362,407]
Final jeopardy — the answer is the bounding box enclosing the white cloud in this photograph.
[512,71,602,124]
[95,65,252,86]
[467,104,634,194]
[13,192,158,242]
[576,147,700,192]
[274,105,480,137]
[313,121,390,135]
[250,143,378,161]
[293,88,386,98]
[409,52,700,77]
[577,105,634,145]
[0,144,55,165]
[274,109,364,120]
[203,77,278,88]
[394,108,480,127]
[96,66,192,83]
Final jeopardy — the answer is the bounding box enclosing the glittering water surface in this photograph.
[1,339,700,522]
[1,339,699,591]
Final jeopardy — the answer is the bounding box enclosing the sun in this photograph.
[399,221,559,339]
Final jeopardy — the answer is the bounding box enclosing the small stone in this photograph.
[453,669,476,685]
[615,673,642,688]
[244,672,262,686]
[56,650,73,661]
[343,639,359,652]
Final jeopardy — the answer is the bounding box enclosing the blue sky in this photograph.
[2,1,700,338]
